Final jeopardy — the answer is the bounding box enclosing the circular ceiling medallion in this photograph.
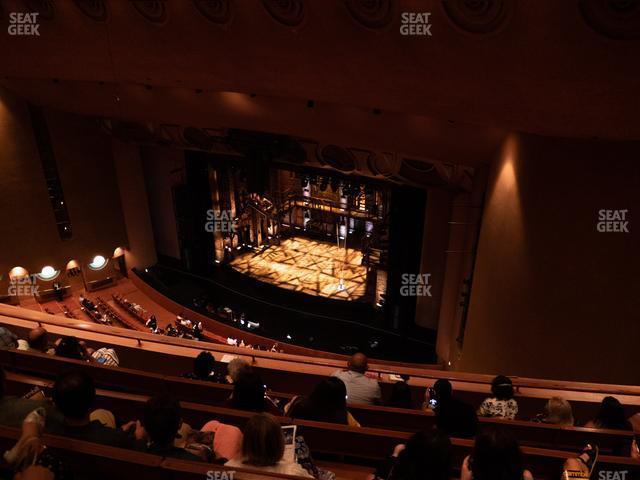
[192,0,232,25]
[441,0,515,35]
[23,0,55,20]
[580,0,640,39]
[344,0,394,29]
[73,0,108,22]
[262,0,305,27]
[131,0,167,24]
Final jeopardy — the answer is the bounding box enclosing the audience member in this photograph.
[374,429,452,480]
[331,352,381,405]
[226,357,251,383]
[183,351,222,382]
[426,379,477,439]
[0,326,18,349]
[0,367,48,428]
[228,370,281,415]
[388,381,413,409]
[286,377,360,426]
[52,336,95,363]
[461,428,533,480]
[139,394,204,461]
[200,419,244,462]
[48,371,132,449]
[537,396,574,426]
[477,375,518,420]
[561,445,599,479]
[91,347,119,367]
[585,396,632,430]
[224,413,312,477]
[17,327,50,353]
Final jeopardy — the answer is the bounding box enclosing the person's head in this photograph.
[241,413,284,467]
[232,370,266,412]
[347,352,368,374]
[491,375,514,401]
[595,396,629,430]
[303,377,349,423]
[0,326,18,349]
[389,430,452,480]
[193,351,216,380]
[470,428,524,480]
[543,397,574,426]
[54,336,84,360]
[432,379,453,404]
[52,371,95,421]
[227,358,251,383]
[389,381,413,409]
[28,327,48,352]
[143,394,182,447]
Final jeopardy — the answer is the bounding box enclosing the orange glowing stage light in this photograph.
[229,238,367,301]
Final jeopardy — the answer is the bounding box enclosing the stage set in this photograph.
[229,238,367,301]
[204,158,390,309]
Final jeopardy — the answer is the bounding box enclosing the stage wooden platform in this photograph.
[229,238,368,301]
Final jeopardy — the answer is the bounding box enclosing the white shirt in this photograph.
[224,459,312,478]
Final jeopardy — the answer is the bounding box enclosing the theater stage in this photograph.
[229,238,367,301]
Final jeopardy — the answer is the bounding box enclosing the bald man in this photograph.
[331,352,381,405]
[17,327,49,353]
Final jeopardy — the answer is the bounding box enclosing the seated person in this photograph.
[224,413,312,477]
[461,428,533,480]
[228,369,281,415]
[183,351,223,382]
[226,358,251,384]
[426,379,477,439]
[47,370,133,449]
[477,375,518,420]
[373,429,452,480]
[0,326,18,349]
[133,394,204,461]
[52,336,96,363]
[584,396,632,430]
[0,367,48,428]
[17,327,50,354]
[286,377,360,426]
[331,352,381,405]
[388,380,413,409]
[536,396,574,426]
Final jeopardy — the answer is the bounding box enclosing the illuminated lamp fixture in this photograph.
[88,255,108,270]
[37,265,59,281]
[113,247,125,258]
[8,266,29,280]
[66,260,79,270]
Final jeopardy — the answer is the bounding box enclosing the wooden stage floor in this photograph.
[229,238,367,301]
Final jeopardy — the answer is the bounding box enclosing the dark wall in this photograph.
[458,134,640,385]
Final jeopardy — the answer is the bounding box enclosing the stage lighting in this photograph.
[286,334,292,340]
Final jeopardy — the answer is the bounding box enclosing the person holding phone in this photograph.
[424,379,477,439]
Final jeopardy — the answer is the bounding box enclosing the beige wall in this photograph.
[458,133,640,384]
[0,86,128,276]
[112,140,157,270]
